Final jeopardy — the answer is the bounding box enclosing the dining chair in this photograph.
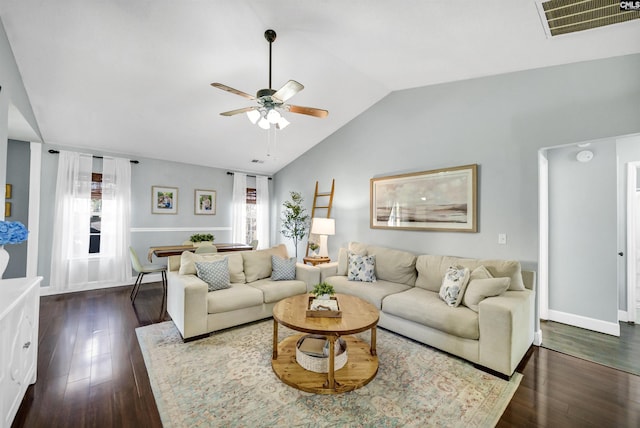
[195,245,218,254]
[250,240,259,250]
[129,246,168,318]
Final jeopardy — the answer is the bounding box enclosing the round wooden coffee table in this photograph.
[271,293,379,394]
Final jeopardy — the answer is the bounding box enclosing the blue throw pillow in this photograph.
[195,259,231,291]
[271,255,297,281]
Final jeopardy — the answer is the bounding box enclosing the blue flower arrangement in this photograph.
[0,220,29,245]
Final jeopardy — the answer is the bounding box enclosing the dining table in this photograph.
[147,243,253,262]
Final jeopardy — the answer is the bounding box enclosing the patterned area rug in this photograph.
[136,320,521,427]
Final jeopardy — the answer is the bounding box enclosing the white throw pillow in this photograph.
[347,252,376,282]
[462,277,511,312]
[439,266,470,307]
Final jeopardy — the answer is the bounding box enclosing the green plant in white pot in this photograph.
[312,282,335,300]
[281,191,310,259]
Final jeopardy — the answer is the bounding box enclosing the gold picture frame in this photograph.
[152,185,178,214]
[194,189,216,215]
[370,164,478,232]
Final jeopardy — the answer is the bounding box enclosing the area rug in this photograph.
[136,320,521,427]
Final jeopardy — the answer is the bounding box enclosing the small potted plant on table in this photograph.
[187,233,215,247]
[312,282,335,300]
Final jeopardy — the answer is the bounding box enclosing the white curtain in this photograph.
[255,175,270,249]
[98,156,131,282]
[231,172,247,244]
[50,151,93,291]
[50,151,132,291]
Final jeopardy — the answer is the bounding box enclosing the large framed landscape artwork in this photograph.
[370,164,478,232]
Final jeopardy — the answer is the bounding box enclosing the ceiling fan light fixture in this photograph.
[258,117,270,130]
[276,116,290,130]
[266,108,281,124]
[246,109,260,124]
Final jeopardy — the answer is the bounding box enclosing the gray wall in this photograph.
[0,19,40,220]
[274,54,640,320]
[548,141,618,322]
[4,139,30,278]
[37,143,262,287]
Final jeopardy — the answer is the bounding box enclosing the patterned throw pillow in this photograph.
[347,252,376,282]
[195,259,231,291]
[439,265,471,307]
[271,255,297,281]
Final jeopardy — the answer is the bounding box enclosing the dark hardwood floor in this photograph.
[13,283,640,427]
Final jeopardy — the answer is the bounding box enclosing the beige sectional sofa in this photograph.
[319,243,535,377]
[166,244,320,340]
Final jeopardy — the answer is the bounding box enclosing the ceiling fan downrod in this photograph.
[265,29,276,90]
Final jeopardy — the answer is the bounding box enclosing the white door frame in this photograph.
[626,162,640,323]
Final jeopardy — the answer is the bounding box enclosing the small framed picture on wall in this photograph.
[152,185,178,214]
[194,189,216,215]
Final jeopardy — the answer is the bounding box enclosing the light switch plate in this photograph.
[498,233,507,244]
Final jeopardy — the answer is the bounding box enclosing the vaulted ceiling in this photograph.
[2,1,639,174]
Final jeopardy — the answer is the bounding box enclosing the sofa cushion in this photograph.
[439,266,470,307]
[382,287,480,340]
[337,242,369,276]
[195,259,231,291]
[348,252,377,282]
[242,244,288,283]
[271,255,297,281]
[179,251,245,283]
[325,275,410,309]
[249,279,307,303]
[462,278,511,312]
[366,245,417,286]
[206,283,264,314]
[415,255,525,291]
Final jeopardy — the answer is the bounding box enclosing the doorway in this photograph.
[538,138,619,337]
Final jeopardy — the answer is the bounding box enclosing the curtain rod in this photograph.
[48,149,139,164]
[227,171,272,180]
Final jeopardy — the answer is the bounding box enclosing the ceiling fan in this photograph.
[211,29,328,130]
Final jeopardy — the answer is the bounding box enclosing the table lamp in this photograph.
[310,218,335,258]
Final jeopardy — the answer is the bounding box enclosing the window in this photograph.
[89,172,102,253]
[246,187,256,244]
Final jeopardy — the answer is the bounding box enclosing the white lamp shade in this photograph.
[266,109,281,124]
[276,116,290,129]
[257,117,270,130]
[311,218,335,235]
[246,109,260,124]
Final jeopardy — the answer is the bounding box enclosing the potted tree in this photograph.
[280,191,310,259]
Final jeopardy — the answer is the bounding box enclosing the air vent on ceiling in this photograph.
[251,159,265,164]
[538,0,640,37]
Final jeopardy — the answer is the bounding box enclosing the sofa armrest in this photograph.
[295,263,321,292]
[166,271,209,340]
[318,262,339,282]
[478,289,534,376]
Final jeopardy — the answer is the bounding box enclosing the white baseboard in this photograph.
[619,309,629,323]
[548,309,620,337]
[39,273,163,296]
[533,329,543,346]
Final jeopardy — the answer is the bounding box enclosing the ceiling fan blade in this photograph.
[220,106,258,117]
[272,80,304,103]
[211,83,255,100]
[288,105,329,118]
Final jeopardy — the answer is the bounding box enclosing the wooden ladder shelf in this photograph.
[306,179,335,257]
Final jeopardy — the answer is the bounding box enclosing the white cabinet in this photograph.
[0,277,42,428]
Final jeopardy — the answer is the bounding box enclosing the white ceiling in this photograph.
[2,1,639,174]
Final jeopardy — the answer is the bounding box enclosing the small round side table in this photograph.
[303,256,331,266]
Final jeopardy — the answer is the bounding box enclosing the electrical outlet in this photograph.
[498,233,507,244]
